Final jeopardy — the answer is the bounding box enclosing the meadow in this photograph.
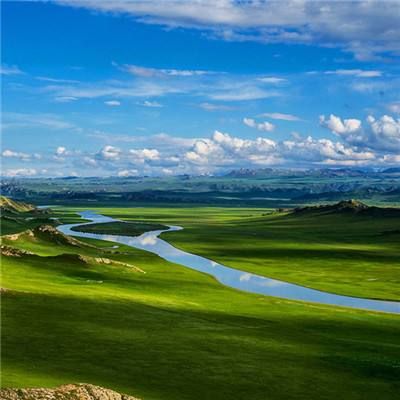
[1,202,400,400]
[69,205,400,301]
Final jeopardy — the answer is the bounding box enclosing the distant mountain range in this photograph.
[224,167,400,179]
[1,167,399,207]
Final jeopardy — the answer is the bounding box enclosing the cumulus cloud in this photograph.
[243,117,275,132]
[365,115,400,152]
[320,114,362,136]
[3,168,37,177]
[280,136,375,164]
[117,169,139,177]
[83,156,97,167]
[183,129,376,168]
[5,125,398,177]
[56,146,67,155]
[2,149,30,160]
[185,130,279,166]
[96,145,121,160]
[129,148,160,163]
[320,113,400,152]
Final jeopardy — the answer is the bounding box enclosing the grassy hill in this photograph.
[0,195,36,213]
[0,196,56,235]
[293,199,400,217]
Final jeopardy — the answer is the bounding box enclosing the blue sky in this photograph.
[1,0,400,177]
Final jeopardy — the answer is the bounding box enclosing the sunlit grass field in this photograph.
[68,206,400,301]
[1,205,400,400]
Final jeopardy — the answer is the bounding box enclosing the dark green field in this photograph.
[1,200,400,400]
[72,221,166,237]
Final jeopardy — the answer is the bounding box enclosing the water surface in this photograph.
[57,211,400,314]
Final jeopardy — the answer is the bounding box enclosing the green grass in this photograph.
[66,206,400,301]
[1,205,400,400]
[72,221,166,237]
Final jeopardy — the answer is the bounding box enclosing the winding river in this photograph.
[57,211,400,314]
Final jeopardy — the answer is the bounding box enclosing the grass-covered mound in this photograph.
[0,196,55,235]
[2,208,400,400]
[1,225,104,257]
[0,196,36,213]
[293,199,400,217]
[72,221,166,237]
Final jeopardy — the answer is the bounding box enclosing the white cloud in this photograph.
[258,77,287,84]
[2,149,30,160]
[259,112,300,121]
[0,64,23,75]
[366,115,400,152]
[2,112,79,132]
[379,154,400,164]
[183,129,380,169]
[6,124,398,177]
[321,114,400,152]
[117,169,139,177]
[281,136,375,164]
[54,96,78,103]
[387,102,400,114]
[53,146,79,161]
[351,81,388,93]
[56,146,67,155]
[185,130,279,166]
[96,145,121,160]
[198,102,233,111]
[325,69,382,78]
[161,168,174,175]
[243,117,275,132]
[142,100,163,108]
[320,114,362,136]
[40,80,183,100]
[105,100,121,106]
[209,87,279,101]
[120,63,210,78]
[129,148,160,163]
[36,76,79,83]
[83,156,97,167]
[59,0,400,60]
[3,168,37,177]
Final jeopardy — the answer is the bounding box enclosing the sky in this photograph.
[1,0,400,178]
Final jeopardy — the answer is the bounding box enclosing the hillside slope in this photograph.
[0,195,36,213]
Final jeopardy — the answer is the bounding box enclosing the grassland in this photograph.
[72,221,166,237]
[1,201,400,400]
[70,205,400,301]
